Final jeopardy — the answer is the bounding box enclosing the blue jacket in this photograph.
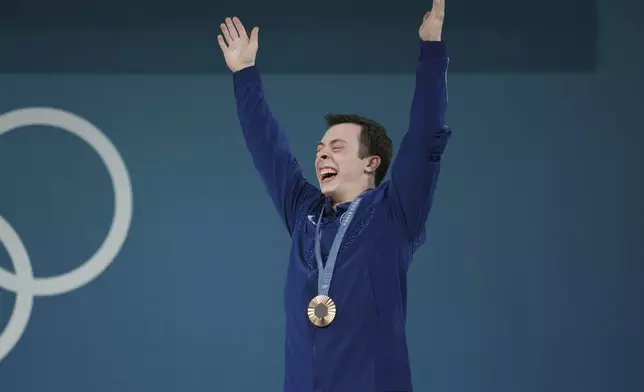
[233,40,451,392]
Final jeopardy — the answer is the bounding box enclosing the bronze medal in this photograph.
[308,194,364,328]
[307,295,337,327]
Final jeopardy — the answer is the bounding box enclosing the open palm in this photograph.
[217,17,259,72]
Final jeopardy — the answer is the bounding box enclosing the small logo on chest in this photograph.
[307,213,347,226]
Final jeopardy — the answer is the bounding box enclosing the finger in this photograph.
[220,23,233,45]
[433,0,445,15]
[217,34,228,53]
[423,11,431,21]
[249,26,259,44]
[233,17,248,40]
[225,17,239,40]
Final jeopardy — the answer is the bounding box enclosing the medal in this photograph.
[307,295,337,327]
[307,193,365,328]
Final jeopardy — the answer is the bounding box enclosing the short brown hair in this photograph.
[324,113,393,186]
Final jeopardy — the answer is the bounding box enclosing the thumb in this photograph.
[423,11,431,21]
[250,26,259,44]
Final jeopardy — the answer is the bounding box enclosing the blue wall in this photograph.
[1,0,642,391]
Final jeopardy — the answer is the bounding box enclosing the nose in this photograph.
[317,148,329,160]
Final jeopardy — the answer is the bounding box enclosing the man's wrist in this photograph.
[233,62,256,73]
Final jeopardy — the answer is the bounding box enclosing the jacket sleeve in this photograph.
[387,41,452,241]
[233,66,322,234]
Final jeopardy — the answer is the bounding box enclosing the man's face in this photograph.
[315,123,367,199]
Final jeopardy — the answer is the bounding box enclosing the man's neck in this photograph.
[331,185,374,208]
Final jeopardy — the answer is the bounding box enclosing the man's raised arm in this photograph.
[218,17,320,234]
[388,1,453,242]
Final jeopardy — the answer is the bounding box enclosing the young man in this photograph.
[217,1,451,390]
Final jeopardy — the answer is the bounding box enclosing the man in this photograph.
[217,1,451,390]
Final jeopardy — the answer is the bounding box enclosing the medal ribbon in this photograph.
[314,195,363,297]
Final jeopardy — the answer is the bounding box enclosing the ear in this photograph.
[364,156,381,174]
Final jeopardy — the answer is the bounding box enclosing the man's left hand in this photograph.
[419,0,445,42]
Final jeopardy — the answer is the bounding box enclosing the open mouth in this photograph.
[319,167,338,183]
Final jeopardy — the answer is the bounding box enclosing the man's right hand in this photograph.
[218,17,259,72]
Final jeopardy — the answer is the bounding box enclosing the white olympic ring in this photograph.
[0,107,133,363]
